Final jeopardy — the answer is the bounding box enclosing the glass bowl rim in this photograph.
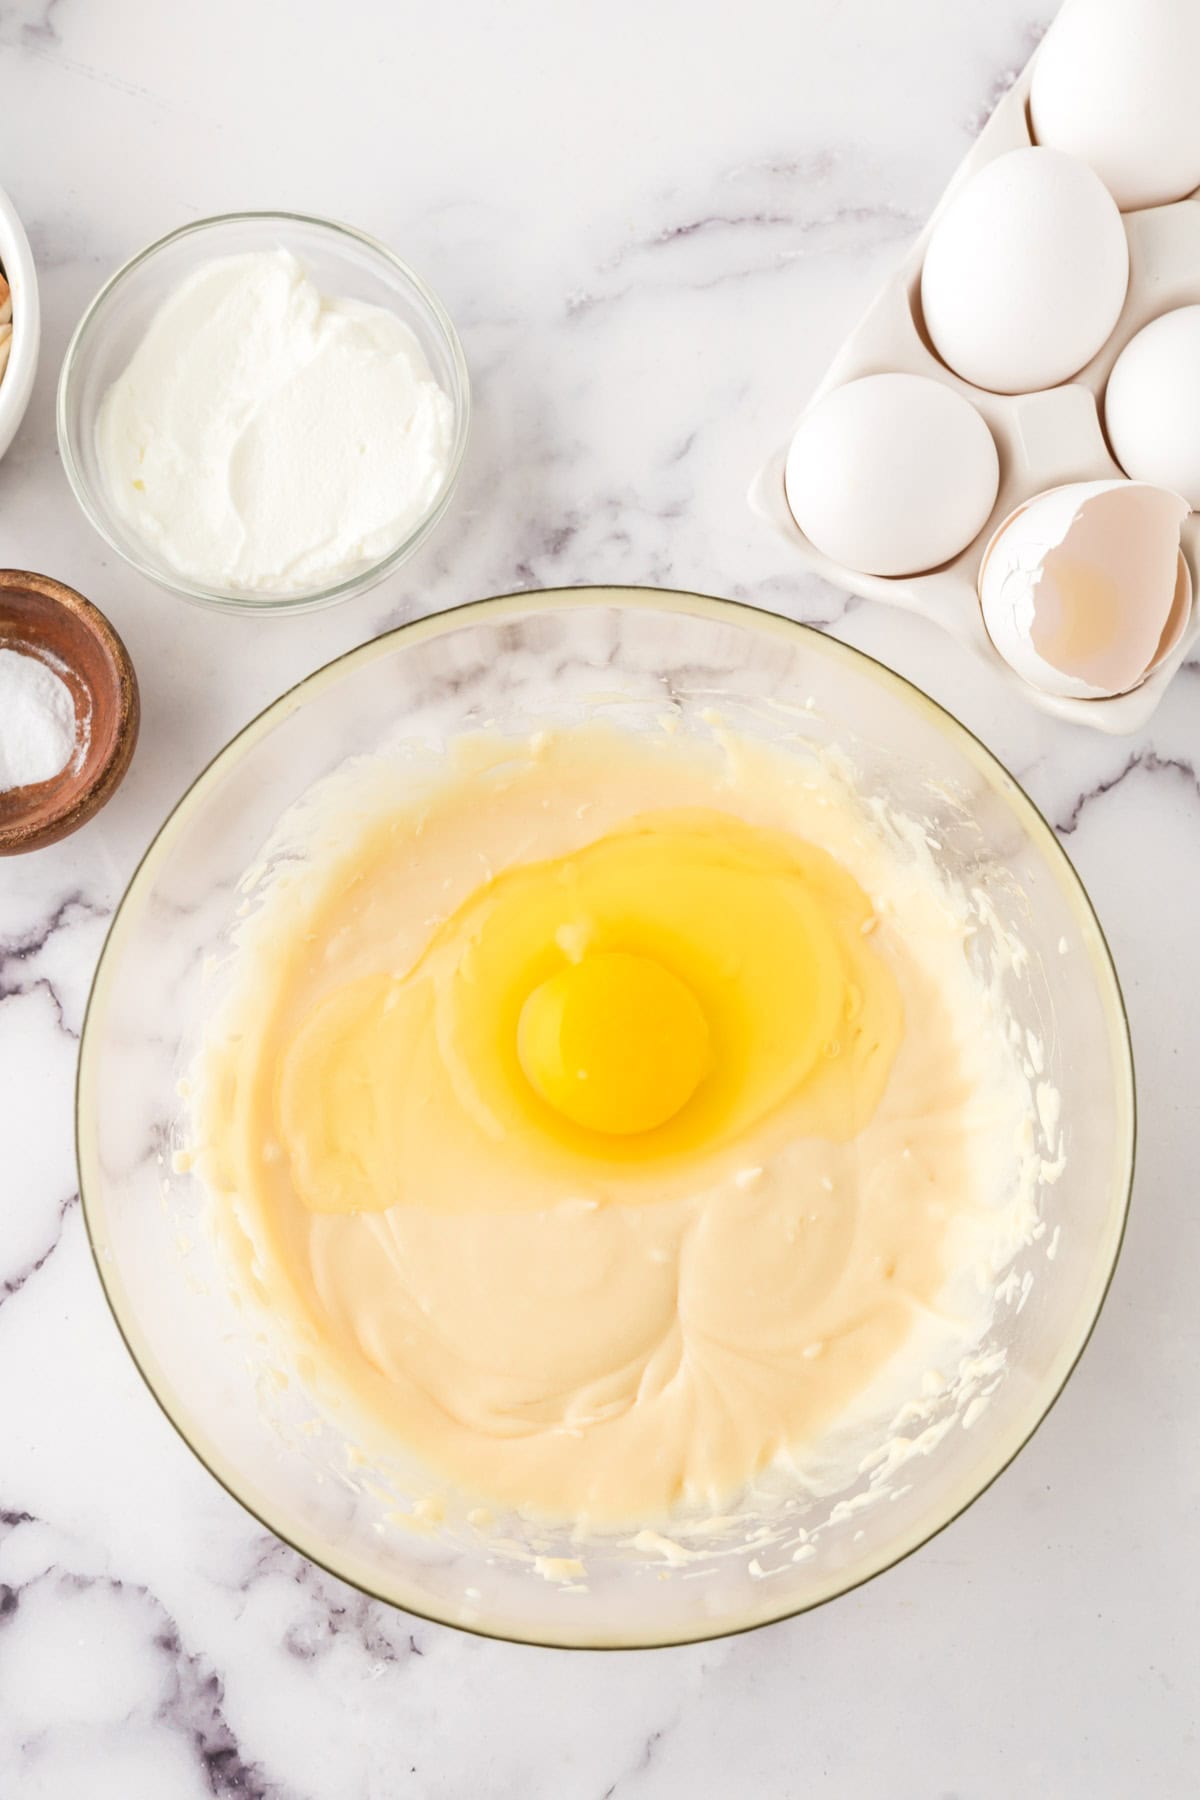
[75,585,1136,1649]
[55,209,471,615]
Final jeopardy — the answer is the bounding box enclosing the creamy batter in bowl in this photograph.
[77,590,1134,1647]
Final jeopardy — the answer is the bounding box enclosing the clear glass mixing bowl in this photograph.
[76,589,1134,1648]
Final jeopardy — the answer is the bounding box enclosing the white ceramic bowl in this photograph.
[0,184,40,462]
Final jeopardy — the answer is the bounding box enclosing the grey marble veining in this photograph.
[1,1,1197,1795]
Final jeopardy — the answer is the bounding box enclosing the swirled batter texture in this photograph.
[197,727,1021,1526]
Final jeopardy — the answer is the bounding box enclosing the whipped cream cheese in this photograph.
[97,249,453,594]
[192,724,1048,1530]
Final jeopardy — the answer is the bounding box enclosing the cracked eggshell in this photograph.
[977,480,1190,700]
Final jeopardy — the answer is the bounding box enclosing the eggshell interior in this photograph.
[1149,547,1194,671]
[978,481,1187,699]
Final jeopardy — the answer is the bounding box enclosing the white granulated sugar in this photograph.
[0,647,79,793]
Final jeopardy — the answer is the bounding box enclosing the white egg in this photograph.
[920,148,1129,394]
[1105,307,1200,509]
[784,373,999,578]
[978,480,1190,699]
[1030,0,1200,211]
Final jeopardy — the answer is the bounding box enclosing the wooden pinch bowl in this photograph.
[0,570,139,854]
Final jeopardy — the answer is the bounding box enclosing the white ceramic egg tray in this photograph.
[751,38,1200,734]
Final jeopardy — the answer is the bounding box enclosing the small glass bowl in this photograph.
[57,212,470,615]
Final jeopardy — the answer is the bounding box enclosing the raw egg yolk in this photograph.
[277,809,903,1214]
[517,951,710,1136]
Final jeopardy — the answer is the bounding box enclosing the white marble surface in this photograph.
[1,0,1197,1793]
